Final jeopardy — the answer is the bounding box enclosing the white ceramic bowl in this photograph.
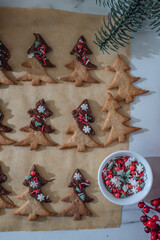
[98,150,153,205]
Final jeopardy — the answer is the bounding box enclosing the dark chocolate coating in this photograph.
[0,40,12,71]
[28,99,53,118]
[69,169,94,203]
[70,36,97,69]
[27,33,56,68]
[73,188,93,203]
[72,99,95,135]
[70,36,93,55]
[0,165,11,196]
[72,99,95,123]
[23,165,54,203]
[0,186,11,195]
[28,99,55,133]
[0,124,12,132]
[0,111,12,132]
[29,120,55,133]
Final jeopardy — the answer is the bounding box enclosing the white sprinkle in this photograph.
[28,53,34,58]
[83,125,91,134]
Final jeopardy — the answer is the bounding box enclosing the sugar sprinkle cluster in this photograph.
[102,156,147,198]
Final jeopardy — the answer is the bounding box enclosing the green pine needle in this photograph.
[94,0,160,54]
[96,0,110,7]
[148,1,160,35]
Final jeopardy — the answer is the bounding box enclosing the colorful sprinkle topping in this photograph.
[70,36,97,69]
[27,33,55,68]
[102,156,147,198]
[72,99,95,135]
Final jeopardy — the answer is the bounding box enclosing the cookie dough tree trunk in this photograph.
[12,33,57,86]
[13,190,55,221]
[61,59,99,87]
[13,58,56,86]
[60,121,100,152]
[15,99,57,150]
[13,165,56,221]
[61,191,92,220]
[0,40,15,85]
[60,36,99,87]
[60,169,93,220]
[15,126,57,150]
[101,93,141,146]
[107,54,148,104]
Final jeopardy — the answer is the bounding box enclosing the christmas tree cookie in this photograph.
[0,165,15,209]
[60,36,99,87]
[59,169,93,220]
[13,33,57,86]
[107,54,148,104]
[15,99,57,150]
[12,165,56,221]
[0,108,15,146]
[60,99,101,152]
[101,93,141,146]
[0,40,15,85]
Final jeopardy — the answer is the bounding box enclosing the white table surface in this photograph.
[0,0,160,239]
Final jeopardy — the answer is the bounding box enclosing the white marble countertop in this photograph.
[0,1,160,239]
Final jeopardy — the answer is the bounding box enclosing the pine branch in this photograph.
[96,0,111,7]
[94,0,147,54]
[147,0,160,35]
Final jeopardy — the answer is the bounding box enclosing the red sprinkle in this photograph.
[106,180,111,185]
[31,171,36,176]
[33,177,38,182]
[115,193,120,198]
[137,186,141,191]
[108,174,112,179]
[31,189,40,194]
[77,44,82,49]
[129,165,135,171]
[115,167,119,171]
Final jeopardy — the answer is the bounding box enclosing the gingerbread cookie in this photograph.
[60,99,101,152]
[15,99,57,150]
[107,54,149,104]
[0,165,15,209]
[60,36,99,87]
[59,169,93,220]
[0,40,15,85]
[0,109,15,146]
[12,165,56,221]
[13,33,57,86]
[101,93,141,146]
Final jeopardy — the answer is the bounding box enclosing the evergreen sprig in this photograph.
[96,0,111,7]
[95,0,160,54]
[148,1,160,34]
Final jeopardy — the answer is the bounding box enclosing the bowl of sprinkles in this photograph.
[98,150,153,205]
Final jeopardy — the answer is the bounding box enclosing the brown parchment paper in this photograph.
[0,7,130,231]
